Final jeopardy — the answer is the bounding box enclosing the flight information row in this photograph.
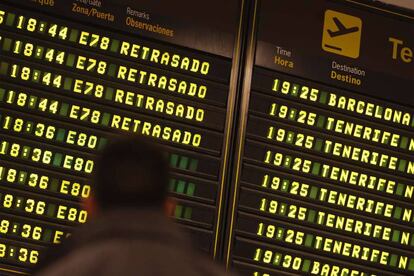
[249,93,413,156]
[244,141,413,204]
[247,115,413,179]
[0,134,220,185]
[0,198,216,269]
[243,166,414,226]
[0,5,232,82]
[0,72,223,154]
[232,237,402,276]
[0,42,225,131]
[0,31,229,108]
[237,181,413,247]
[234,187,414,273]
[0,212,70,245]
[0,195,221,267]
[252,68,413,131]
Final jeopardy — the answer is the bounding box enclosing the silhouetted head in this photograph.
[93,135,169,211]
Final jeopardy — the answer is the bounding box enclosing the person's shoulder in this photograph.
[36,240,238,276]
[35,240,125,276]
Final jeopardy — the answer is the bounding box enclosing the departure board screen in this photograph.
[0,0,240,274]
[226,1,414,276]
[1,0,414,275]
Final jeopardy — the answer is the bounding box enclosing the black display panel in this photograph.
[0,0,241,274]
[1,0,414,275]
[226,1,414,276]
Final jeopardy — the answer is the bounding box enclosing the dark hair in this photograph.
[93,135,169,210]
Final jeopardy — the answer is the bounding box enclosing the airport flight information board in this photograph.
[0,0,413,275]
[0,0,241,274]
[226,1,414,276]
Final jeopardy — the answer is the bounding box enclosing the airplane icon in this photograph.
[327,17,360,37]
[322,10,362,58]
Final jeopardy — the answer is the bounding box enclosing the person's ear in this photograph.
[163,197,177,217]
[82,193,99,218]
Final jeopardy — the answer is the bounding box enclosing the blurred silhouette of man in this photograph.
[35,136,230,276]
